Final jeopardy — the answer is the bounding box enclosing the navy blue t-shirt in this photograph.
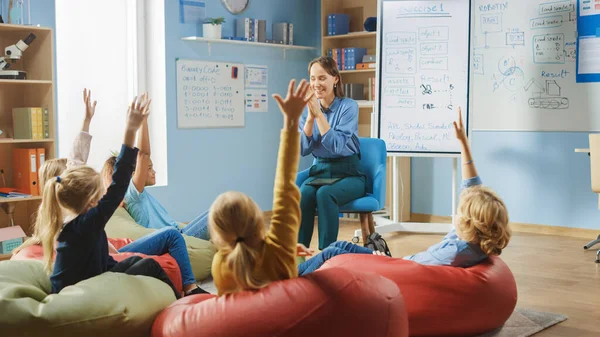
[50,144,138,294]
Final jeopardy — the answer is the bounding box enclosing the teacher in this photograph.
[298,56,366,250]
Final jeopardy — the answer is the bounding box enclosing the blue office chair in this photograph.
[296,137,387,244]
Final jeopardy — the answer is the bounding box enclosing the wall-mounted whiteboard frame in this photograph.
[176,58,245,129]
[374,0,473,158]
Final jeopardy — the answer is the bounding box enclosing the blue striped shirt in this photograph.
[299,97,360,158]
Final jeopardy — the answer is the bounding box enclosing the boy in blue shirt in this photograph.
[298,107,511,275]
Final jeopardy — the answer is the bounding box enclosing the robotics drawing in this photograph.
[524,78,569,109]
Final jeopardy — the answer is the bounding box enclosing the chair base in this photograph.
[353,216,452,243]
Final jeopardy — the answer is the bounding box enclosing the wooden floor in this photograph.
[302,219,600,336]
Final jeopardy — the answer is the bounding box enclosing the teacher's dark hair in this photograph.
[308,56,345,98]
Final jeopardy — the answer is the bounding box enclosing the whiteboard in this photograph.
[176,59,245,128]
[471,0,600,131]
[376,0,471,156]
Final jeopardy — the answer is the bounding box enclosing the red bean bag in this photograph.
[151,267,408,337]
[11,237,183,293]
[320,255,517,337]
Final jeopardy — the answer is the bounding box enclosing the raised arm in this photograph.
[318,101,358,155]
[267,79,312,261]
[67,88,96,168]
[132,93,152,193]
[79,95,149,232]
[453,106,479,181]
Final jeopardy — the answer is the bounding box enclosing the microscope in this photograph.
[0,33,36,79]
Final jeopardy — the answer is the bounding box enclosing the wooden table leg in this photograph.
[360,213,369,244]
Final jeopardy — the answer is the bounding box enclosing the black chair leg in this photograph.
[584,234,600,250]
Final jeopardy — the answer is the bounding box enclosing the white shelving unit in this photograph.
[181,36,317,59]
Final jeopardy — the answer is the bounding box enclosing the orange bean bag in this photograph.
[151,267,408,337]
[11,237,183,293]
[320,255,517,337]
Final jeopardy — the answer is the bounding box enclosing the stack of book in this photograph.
[328,48,367,71]
[12,107,50,140]
[0,188,30,199]
[231,18,294,45]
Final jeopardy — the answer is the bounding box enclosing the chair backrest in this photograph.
[308,137,387,205]
[357,137,387,200]
[589,134,600,193]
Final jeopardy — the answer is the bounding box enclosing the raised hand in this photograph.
[127,93,151,132]
[83,88,97,122]
[452,106,467,143]
[272,79,313,121]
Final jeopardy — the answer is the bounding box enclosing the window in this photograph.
[55,0,167,185]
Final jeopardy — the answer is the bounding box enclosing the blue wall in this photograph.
[148,0,321,221]
[412,131,598,229]
[0,0,54,28]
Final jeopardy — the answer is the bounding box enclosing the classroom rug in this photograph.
[198,278,566,337]
[476,308,567,337]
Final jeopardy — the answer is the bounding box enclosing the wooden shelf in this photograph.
[340,69,375,74]
[0,253,11,261]
[323,31,376,40]
[0,196,41,204]
[182,36,316,50]
[0,23,52,33]
[0,79,53,85]
[0,24,55,230]
[0,138,54,144]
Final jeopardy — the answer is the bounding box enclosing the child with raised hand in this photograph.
[296,106,511,275]
[115,105,208,296]
[98,93,212,241]
[21,91,207,297]
[208,79,312,295]
[37,95,180,298]
[13,88,99,255]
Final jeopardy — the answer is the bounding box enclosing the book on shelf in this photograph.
[327,14,350,36]
[12,107,49,140]
[368,77,376,101]
[328,48,368,70]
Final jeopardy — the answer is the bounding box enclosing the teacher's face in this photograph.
[309,63,337,100]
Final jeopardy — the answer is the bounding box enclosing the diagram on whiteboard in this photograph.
[491,56,525,93]
[378,0,470,154]
[470,0,597,131]
[524,78,569,109]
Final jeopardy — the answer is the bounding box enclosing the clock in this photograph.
[221,0,249,14]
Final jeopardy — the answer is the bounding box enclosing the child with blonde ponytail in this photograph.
[209,79,312,295]
[16,90,207,297]
[37,95,180,298]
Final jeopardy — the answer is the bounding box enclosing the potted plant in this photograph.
[203,17,225,39]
